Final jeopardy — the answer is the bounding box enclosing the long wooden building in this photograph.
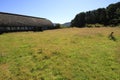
[0,12,54,33]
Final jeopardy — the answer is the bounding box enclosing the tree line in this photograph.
[71,2,120,27]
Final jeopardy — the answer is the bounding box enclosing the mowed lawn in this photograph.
[0,27,120,80]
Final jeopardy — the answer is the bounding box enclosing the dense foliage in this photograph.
[71,2,120,27]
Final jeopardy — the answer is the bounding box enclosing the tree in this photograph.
[71,2,120,27]
[96,8,107,24]
[71,12,85,27]
[54,23,61,29]
[106,2,120,25]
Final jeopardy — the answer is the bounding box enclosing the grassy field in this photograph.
[0,27,120,80]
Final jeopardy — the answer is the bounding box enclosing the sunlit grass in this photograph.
[0,27,120,80]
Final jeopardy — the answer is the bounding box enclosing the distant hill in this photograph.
[62,22,71,27]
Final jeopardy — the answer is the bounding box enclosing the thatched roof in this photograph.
[0,12,53,27]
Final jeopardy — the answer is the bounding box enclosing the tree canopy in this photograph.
[71,2,120,27]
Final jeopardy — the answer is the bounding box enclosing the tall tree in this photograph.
[71,12,85,27]
[106,2,120,25]
[71,2,120,27]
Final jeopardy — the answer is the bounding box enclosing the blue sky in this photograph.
[0,0,119,23]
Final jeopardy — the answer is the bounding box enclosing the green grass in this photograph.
[0,27,120,80]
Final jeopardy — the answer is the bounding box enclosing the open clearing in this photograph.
[0,27,120,80]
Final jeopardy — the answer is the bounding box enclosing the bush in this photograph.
[54,24,61,29]
[86,24,104,28]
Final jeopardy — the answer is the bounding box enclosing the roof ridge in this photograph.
[0,12,46,20]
